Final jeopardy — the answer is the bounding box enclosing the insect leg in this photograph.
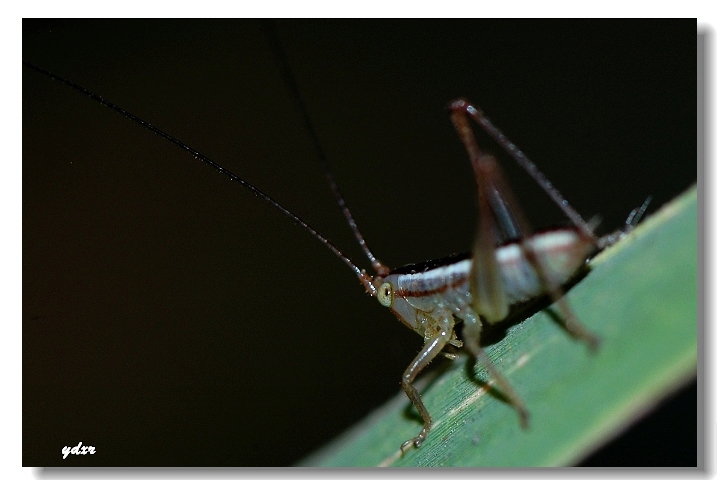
[482,161,600,350]
[461,316,530,428]
[450,99,597,242]
[451,102,600,350]
[451,102,510,322]
[486,161,600,349]
[400,315,454,452]
[482,154,600,349]
[444,104,529,424]
[486,182,522,242]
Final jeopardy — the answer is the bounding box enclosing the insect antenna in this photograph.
[23,60,378,296]
[262,21,389,277]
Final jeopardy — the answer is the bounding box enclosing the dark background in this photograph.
[23,19,697,466]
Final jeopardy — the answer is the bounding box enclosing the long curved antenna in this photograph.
[262,21,389,277]
[24,61,377,296]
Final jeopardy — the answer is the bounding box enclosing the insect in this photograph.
[23,23,688,468]
[23,21,694,464]
[24,49,649,456]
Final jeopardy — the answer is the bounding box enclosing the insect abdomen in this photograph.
[497,228,595,304]
[392,228,594,315]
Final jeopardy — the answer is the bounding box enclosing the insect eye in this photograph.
[377,282,394,307]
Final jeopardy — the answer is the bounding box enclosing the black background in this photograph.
[23,19,697,466]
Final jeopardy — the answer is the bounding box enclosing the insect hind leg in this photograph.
[451,100,600,350]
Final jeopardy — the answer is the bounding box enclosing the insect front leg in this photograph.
[400,314,455,453]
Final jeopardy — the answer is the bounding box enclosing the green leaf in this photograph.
[299,186,697,467]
